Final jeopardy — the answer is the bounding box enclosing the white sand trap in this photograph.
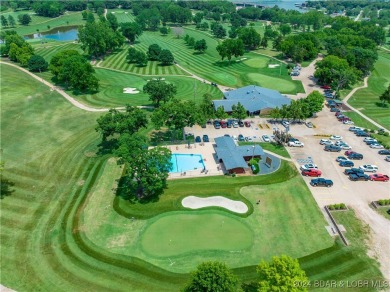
[182,196,248,214]
[123,87,139,94]
[268,64,280,68]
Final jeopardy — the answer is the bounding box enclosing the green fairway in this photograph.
[347,52,390,130]
[140,211,253,257]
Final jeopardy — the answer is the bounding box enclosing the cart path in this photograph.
[0,61,153,112]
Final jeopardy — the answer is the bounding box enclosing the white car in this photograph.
[288,141,304,147]
[349,126,363,132]
[386,156,390,162]
[262,135,271,142]
[334,140,345,146]
[232,121,239,128]
[363,137,377,142]
[282,121,290,128]
[343,120,354,125]
[370,143,384,149]
[330,135,343,140]
[339,144,352,150]
[300,164,318,171]
[320,139,332,145]
[336,156,348,162]
[359,165,378,172]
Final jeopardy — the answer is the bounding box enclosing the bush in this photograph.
[378,199,390,206]
[384,132,389,137]
[328,203,347,210]
[340,203,346,209]
[369,129,375,133]
[231,173,236,177]
[328,205,334,210]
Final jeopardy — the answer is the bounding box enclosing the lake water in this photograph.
[25,26,79,41]
[235,0,307,11]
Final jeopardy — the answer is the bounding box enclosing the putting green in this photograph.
[247,73,296,92]
[243,57,268,68]
[213,72,238,87]
[140,212,253,257]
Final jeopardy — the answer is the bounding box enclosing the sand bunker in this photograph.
[123,87,139,94]
[268,64,280,68]
[182,196,248,214]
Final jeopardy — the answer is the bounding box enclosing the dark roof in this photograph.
[214,136,264,170]
[213,85,291,112]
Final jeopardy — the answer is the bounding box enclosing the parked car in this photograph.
[214,121,221,129]
[289,137,299,142]
[355,131,370,137]
[330,135,343,140]
[386,156,390,162]
[233,121,239,128]
[339,160,354,167]
[349,173,369,181]
[300,164,318,171]
[339,144,352,150]
[202,135,209,142]
[336,156,348,162]
[282,121,290,128]
[335,112,343,117]
[344,168,364,175]
[310,178,333,187]
[365,140,378,145]
[339,117,351,122]
[320,139,332,146]
[378,149,390,155]
[363,137,376,142]
[227,120,232,128]
[238,134,245,141]
[330,108,340,112]
[220,121,227,128]
[370,143,384,149]
[321,85,331,89]
[288,141,304,147]
[345,150,355,156]
[343,120,354,125]
[195,136,201,143]
[359,165,378,172]
[349,126,363,132]
[324,145,341,152]
[305,121,313,128]
[239,120,244,127]
[301,169,322,177]
[348,153,363,160]
[262,135,271,142]
[369,174,389,182]
[244,121,251,127]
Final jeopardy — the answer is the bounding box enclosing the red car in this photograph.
[321,85,331,89]
[369,174,389,182]
[244,121,251,127]
[301,169,322,177]
[220,121,227,128]
[335,112,342,116]
[339,117,351,122]
[345,150,355,156]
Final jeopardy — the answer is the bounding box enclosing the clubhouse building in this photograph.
[214,136,264,174]
[213,85,291,115]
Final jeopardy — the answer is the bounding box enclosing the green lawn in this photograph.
[374,206,390,220]
[0,60,384,291]
[347,51,390,130]
[1,11,88,36]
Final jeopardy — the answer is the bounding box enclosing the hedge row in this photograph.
[328,203,347,210]
[378,199,390,206]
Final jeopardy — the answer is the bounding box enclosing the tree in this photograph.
[152,99,197,140]
[279,24,292,36]
[82,10,88,20]
[28,55,48,72]
[302,91,324,117]
[1,15,8,27]
[18,14,31,25]
[216,39,244,63]
[261,36,268,49]
[147,44,161,61]
[272,35,283,51]
[121,22,143,43]
[49,50,80,77]
[198,93,215,121]
[194,39,207,53]
[143,80,177,106]
[106,13,119,31]
[116,133,172,200]
[96,106,148,141]
[200,22,209,31]
[188,37,195,47]
[379,85,390,106]
[231,102,247,120]
[237,27,261,50]
[86,12,95,23]
[126,47,138,63]
[159,26,169,35]
[257,255,308,292]
[8,15,15,27]
[134,51,147,66]
[159,49,174,65]
[215,106,228,120]
[184,261,239,292]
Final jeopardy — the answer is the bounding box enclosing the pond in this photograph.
[25,26,79,41]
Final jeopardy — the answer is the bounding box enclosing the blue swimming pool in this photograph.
[170,154,205,173]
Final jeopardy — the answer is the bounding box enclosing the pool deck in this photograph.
[165,142,224,179]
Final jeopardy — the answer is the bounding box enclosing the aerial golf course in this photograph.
[0,4,386,291]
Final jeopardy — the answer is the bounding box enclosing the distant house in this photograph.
[214,136,264,174]
[213,85,291,115]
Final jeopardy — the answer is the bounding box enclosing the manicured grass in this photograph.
[37,68,223,108]
[34,41,83,61]
[140,211,254,257]
[1,11,87,36]
[100,29,304,94]
[347,52,390,130]
[107,9,135,23]
[239,142,290,158]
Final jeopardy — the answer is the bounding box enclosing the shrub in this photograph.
[369,129,375,133]
[340,203,347,209]
[254,157,260,163]
[231,173,236,177]
[384,132,389,137]
[328,205,334,210]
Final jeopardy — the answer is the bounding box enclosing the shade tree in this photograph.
[237,27,261,50]
[379,85,390,106]
[143,79,177,106]
[216,38,244,63]
[231,102,247,120]
[147,44,162,61]
[18,14,31,25]
[28,55,48,72]
[159,49,174,65]
[194,39,207,53]
[121,22,143,43]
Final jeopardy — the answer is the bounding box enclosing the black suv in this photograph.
[348,153,363,160]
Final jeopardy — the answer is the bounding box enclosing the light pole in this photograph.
[252,145,255,160]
